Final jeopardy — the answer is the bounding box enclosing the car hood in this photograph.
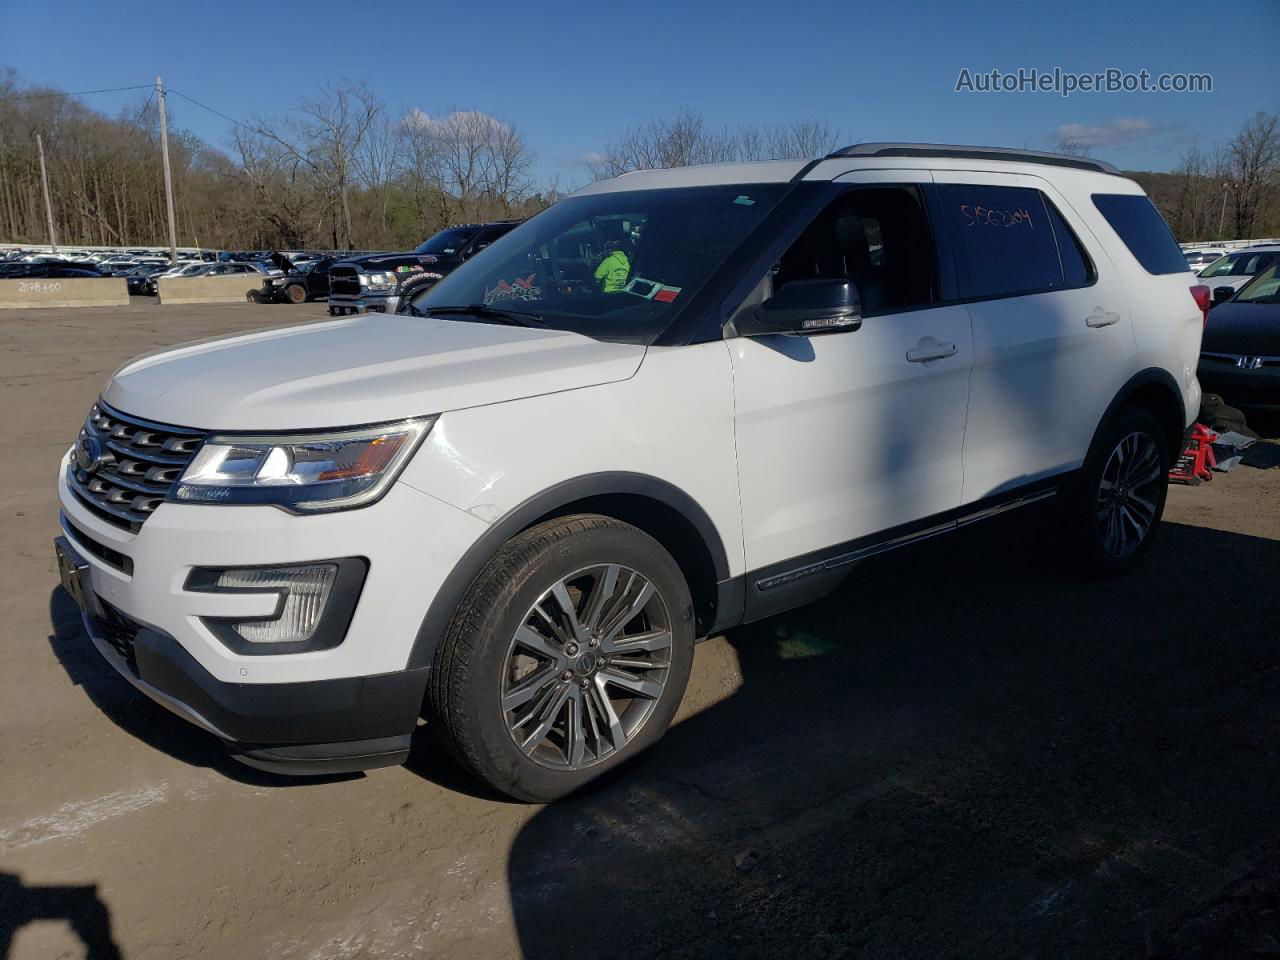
[1202,302,1280,355]
[103,314,646,431]
[1198,275,1252,290]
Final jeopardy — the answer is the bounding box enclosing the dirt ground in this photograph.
[2,300,1279,960]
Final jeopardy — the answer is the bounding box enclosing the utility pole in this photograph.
[156,76,179,264]
[35,133,58,255]
[1218,182,1231,240]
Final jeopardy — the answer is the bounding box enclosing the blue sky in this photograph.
[2,0,1276,186]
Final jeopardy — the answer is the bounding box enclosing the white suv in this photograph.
[55,143,1204,801]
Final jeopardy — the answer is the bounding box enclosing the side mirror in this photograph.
[736,278,862,337]
[1212,285,1235,304]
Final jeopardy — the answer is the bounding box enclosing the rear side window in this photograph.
[937,184,1068,299]
[1091,194,1187,275]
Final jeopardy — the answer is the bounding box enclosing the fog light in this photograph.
[187,558,368,655]
[218,564,337,644]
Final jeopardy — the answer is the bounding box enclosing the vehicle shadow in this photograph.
[506,517,1280,959]
[46,588,359,788]
[0,871,122,960]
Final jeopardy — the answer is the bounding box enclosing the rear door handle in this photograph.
[1086,307,1121,327]
[906,337,958,363]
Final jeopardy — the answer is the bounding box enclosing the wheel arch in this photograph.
[1095,368,1188,458]
[407,473,733,671]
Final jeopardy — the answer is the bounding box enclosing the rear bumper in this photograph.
[61,534,426,774]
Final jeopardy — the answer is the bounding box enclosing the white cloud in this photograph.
[400,108,510,135]
[1052,117,1157,148]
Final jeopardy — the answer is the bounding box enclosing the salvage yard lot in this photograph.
[2,302,1279,960]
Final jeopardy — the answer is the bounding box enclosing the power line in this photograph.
[167,88,256,132]
[118,89,157,144]
[0,83,153,102]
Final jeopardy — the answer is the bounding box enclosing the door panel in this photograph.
[730,173,975,572]
[730,303,973,572]
[931,171,1135,502]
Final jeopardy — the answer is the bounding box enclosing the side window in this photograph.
[1091,193,1187,275]
[773,186,939,316]
[466,229,500,257]
[937,184,1064,299]
[1044,199,1096,288]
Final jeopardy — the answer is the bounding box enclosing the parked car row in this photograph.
[1192,245,1280,305]
[0,258,106,279]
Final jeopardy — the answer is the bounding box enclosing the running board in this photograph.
[755,488,1058,593]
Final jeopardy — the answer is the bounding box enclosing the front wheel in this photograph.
[1063,407,1170,574]
[428,515,694,802]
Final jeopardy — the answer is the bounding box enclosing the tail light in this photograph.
[1189,284,1211,327]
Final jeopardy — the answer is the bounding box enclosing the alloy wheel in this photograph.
[501,563,673,771]
[1096,431,1162,558]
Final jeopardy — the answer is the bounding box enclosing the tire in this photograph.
[1062,406,1170,575]
[428,515,695,802]
[284,283,307,304]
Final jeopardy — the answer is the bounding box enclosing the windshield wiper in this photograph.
[423,304,546,327]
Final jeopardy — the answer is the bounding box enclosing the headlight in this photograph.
[366,271,396,290]
[172,417,435,512]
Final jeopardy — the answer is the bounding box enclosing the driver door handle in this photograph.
[1086,307,1121,327]
[906,337,958,363]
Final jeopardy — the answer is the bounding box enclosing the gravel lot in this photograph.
[2,301,1278,960]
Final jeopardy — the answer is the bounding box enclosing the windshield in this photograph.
[409,184,789,344]
[1200,250,1280,278]
[415,227,481,256]
[1234,265,1280,304]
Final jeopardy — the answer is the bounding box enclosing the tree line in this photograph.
[1,67,1276,251]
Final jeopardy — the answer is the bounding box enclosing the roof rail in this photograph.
[825,142,1121,176]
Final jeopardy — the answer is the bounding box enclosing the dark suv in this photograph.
[264,256,337,304]
[327,221,523,316]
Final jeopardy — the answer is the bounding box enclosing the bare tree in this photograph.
[249,81,381,248]
[1053,136,1093,158]
[588,111,840,177]
[399,109,534,225]
[231,127,311,248]
[355,112,403,245]
[1227,111,1280,239]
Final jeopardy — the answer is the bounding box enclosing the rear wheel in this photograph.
[428,515,694,802]
[1064,407,1169,574]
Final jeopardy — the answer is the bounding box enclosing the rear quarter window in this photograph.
[1091,194,1187,275]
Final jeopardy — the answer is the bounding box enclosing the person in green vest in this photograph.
[594,235,632,293]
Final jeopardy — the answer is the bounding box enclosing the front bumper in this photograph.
[327,292,400,316]
[58,535,425,772]
[55,450,491,772]
[1197,359,1280,409]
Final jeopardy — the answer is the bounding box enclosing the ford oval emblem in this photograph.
[76,433,104,473]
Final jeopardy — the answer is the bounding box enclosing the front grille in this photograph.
[1201,351,1280,369]
[67,401,205,532]
[93,601,141,674]
[63,518,133,575]
[328,265,362,296]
